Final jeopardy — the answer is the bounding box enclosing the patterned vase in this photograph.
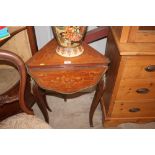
[52,26,87,57]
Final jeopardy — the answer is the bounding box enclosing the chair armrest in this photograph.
[84,26,109,44]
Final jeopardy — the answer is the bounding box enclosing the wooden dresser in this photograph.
[102,26,155,127]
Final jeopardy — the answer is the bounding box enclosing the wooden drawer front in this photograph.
[116,80,155,100]
[122,56,155,79]
[111,100,155,118]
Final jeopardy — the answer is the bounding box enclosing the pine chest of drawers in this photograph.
[102,27,155,127]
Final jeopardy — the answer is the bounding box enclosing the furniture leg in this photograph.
[63,94,67,102]
[41,89,52,112]
[89,80,105,127]
[33,82,50,123]
[25,75,35,108]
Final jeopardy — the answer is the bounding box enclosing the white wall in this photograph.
[34,26,107,54]
[34,26,53,49]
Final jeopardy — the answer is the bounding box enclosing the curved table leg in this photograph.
[33,82,51,123]
[89,80,105,127]
[42,90,52,112]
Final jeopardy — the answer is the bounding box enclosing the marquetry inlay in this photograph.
[29,67,107,94]
[26,38,110,126]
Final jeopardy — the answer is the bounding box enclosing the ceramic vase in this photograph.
[52,26,87,57]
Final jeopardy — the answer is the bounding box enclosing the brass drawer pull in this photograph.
[145,65,155,72]
[129,108,140,113]
[136,88,149,94]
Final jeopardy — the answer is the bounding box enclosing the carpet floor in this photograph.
[33,91,155,129]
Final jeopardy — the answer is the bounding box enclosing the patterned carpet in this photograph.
[33,91,155,129]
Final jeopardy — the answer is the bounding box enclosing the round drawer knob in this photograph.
[145,65,155,72]
[129,108,140,113]
[136,88,149,94]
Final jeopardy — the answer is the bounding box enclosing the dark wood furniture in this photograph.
[102,26,155,127]
[0,50,51,129]
[84,26,109,43]
[0,26,37,120]
[0,26,38,54]
[0,50,33,117]
[26,39,109,127]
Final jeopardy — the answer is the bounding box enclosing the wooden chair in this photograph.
[84,26,109,43]
[0,50,51,128]
[0,26,37,121]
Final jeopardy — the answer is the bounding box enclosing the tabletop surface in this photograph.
[27,39,109,68]
[26,39,109,94]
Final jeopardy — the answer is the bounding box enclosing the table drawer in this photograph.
[122,56,155,79]
[111,100,155,118]
[116,79,155,100]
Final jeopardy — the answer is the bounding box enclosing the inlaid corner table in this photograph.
[26,39,110,127]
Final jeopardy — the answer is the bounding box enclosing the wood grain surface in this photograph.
[101,27,155,127]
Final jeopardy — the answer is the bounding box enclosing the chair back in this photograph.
[0,50,33,114]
